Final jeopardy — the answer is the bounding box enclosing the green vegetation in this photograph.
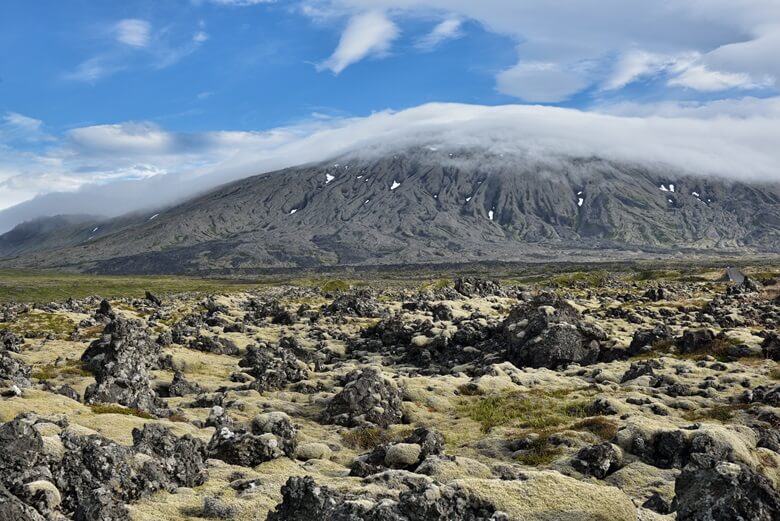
[549,271,609,288]
[31,360,91,381]
[769,366,780,380]
[90,404,153,419]
[1,312,75,338]
[0,269,260,304]
[320,279,351,294]
[340,426,414,450]
[513,430,563,466]
[459,388,591,434]
[571,416,620,441]
[683,404,746,423]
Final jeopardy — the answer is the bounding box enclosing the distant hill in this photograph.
[1,147,779,274]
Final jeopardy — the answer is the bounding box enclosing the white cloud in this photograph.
[303,1,780,100]
[496,61,591,102]
[2,98,780,231]
[115,19,151,48]
[318,10,399,74]
[668,63,774,91]
[193,31,209,43]
[416,17,463,50]
[3,113,43,133]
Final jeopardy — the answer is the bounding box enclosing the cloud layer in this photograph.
[1,98,779,232]
[303,0,780,101]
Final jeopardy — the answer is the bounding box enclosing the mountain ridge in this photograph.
[1,147,779,274]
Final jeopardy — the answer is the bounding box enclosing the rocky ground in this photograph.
[1,267,780,520]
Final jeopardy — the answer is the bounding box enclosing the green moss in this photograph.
[571,416,620,440]
[31,366,59,381]
[513,431,563,466]
[683,404,746,423]
[459,388,592,434]
[340,426,414,450]
[2,313,75,338]
[321,279,351,294]
[769,366,780,381]
[0,269,260,304]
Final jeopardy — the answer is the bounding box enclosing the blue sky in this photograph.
[1,0,779,224]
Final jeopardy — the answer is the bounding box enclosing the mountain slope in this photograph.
[1,147,779,274]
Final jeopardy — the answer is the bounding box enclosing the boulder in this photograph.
[571,443,623,478]
[238,343,308,393]
[502,295,604,369]
[322,367,404,428]
[81,317,167,416]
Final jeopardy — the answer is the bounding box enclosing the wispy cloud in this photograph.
[317,10,399,74]
[416,17,463,50]
[115,19,151,47]
[65,19,208,82]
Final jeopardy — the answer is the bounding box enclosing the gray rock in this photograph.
[322,367,404,428]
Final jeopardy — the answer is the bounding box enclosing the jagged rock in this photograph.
[1,329,24,353]
[144,291,162,306]
[350,427,445,477]
[677,328,715,354]
[761,333,780,361]
[189,335,239,356]
[131,424,208,488]
[238,343,308,392]
[266,476,505,521]
[323,289,385,318]
[621,359,663,383]
[322,367,404,428]
[675,461,780,521]
[502,294,605,369]
[207,412,296,466]
[167,371,203,397]
[751,384,780,406]
[81,317,167,416]
[0,350,32,388]
[454,277,505,297]
[0,482,46,521]
[205,406,233,430]
[572,443,623,478]
[629,324,673,355]
[643,287,673,301]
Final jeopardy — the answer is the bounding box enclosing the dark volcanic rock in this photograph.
[502,294,605,369]
[207,412,297,467]
[350,427,445,477]
[1,329,24,352]
[571,443,623,478]
[0,350,32,388]
[238,343,308,392]
[454,277,505,298]
[675,460,780,521]
[189,334,239,356]
[677,328,715,354]
[81,317,168,416]
[131,424,208,488]
[322,367,404,428]
[629,324,673,355]
[323,289,385,318]
[167,371,203,397]
[266,476,504,521]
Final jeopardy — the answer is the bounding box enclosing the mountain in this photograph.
[1,147,779,274]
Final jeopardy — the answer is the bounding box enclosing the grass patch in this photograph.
[571,416,620,441]
[31,365,59,381]
[0,269,260,304]
[459,388,592,434]
[90,404,153,419]
[1,313,75,338]
[682,404,746,423]
[769,366,780,380]
[513,430,563,466]
[321,279,351,294]
[340,426,414,451]
[549,271,609,288]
